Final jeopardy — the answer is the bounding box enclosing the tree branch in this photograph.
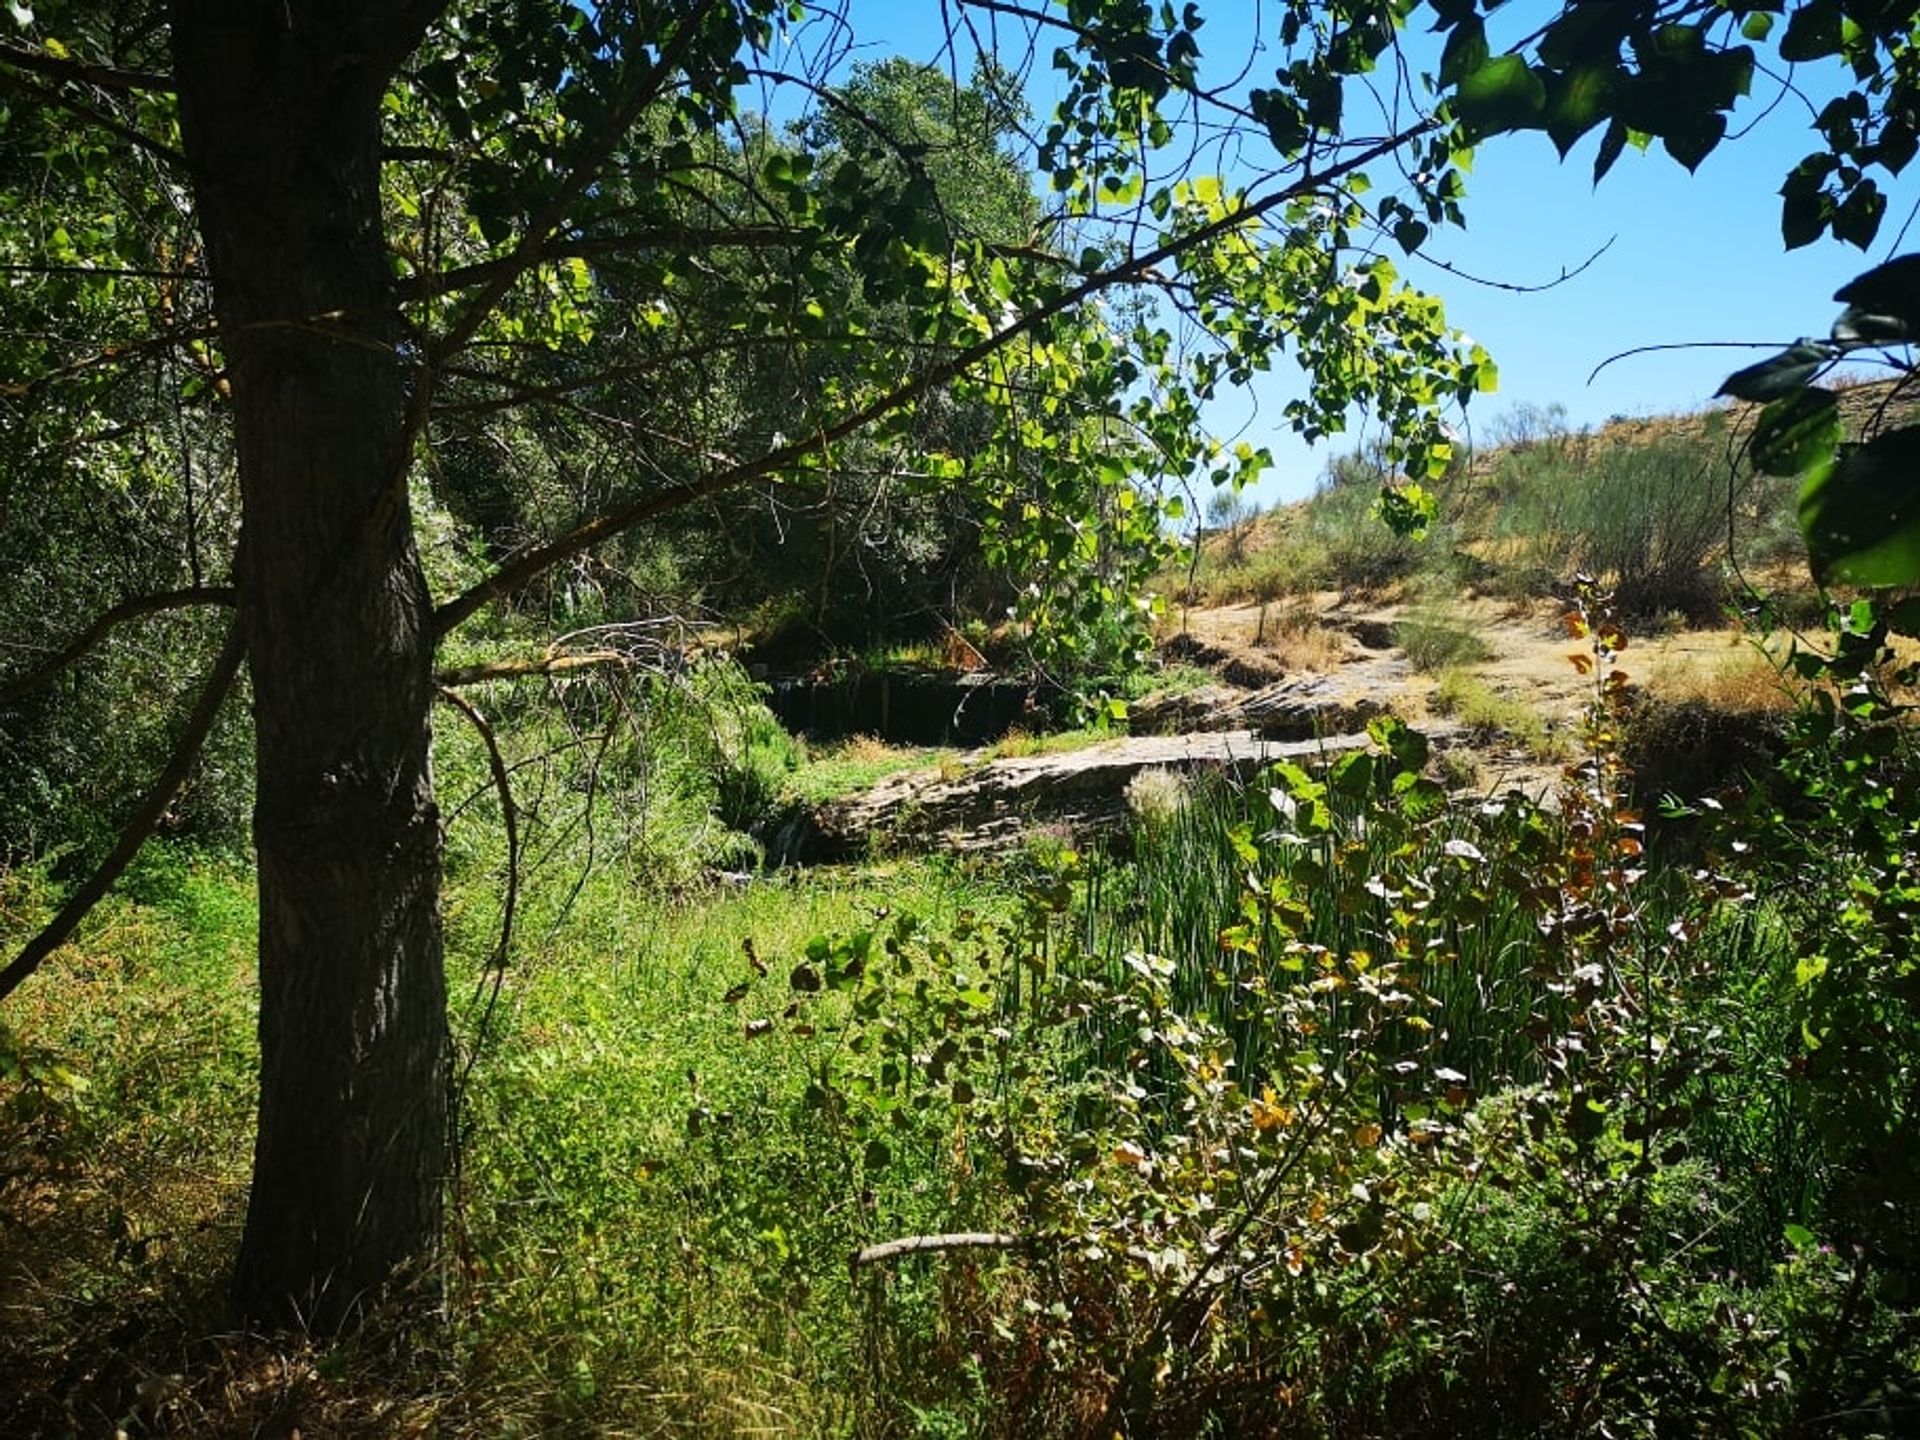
[428,0,730,363]
[432,332,880,417]
[435,650,627,688]
[0,39,171,93]
[0,619,246,1005]
[397,226,802,303]
[0,587,236,707]
[0,64,185,168]
[0,320,223,400]
[957,0,1261,125]
[851,1232,1025,1271]
[432,122,1430,637]
[434,687,518,971]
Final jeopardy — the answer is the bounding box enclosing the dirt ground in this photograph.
[1162,593,1792,793]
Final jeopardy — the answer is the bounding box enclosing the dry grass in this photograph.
[1429,669,1570,762]
[1252,600,1349,671]
[1648,645,1799,715]
[824,733,913,766]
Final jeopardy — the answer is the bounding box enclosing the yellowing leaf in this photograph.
[1251,1087,1293,1132]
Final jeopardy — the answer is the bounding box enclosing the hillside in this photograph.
[1182,380,1919,624]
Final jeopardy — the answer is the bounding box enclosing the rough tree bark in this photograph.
[172,2,449,1332]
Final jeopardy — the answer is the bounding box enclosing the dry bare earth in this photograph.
[1163,594,1780,791]
[805,595,1780,857]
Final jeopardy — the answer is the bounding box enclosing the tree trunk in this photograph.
[173,5,447,1333]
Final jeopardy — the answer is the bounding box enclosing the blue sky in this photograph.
[760,3,1920,505]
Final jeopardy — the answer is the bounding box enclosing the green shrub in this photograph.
[1393,606,1492,671]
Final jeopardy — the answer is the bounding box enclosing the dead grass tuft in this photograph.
[1253,600,1349,672]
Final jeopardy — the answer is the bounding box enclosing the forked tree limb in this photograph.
[0,618,246,1004]
[0,587,237,708]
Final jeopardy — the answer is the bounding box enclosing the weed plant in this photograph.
[1393,605,1493,671]
[1430,667,1566,759]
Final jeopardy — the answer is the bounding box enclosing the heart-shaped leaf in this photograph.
[1799,427,1920,585]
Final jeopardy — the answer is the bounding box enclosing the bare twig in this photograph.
[435,650,628,688]
[435,687,519,975]
[851,1232,1025,1271]
[0,619,246,1004]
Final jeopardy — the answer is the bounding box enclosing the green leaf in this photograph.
[1750,388,1839,477]
[1741,12,1774,42]
[1593,117,1629,182]
[1883,597,1920,637]
[1660,110,1725,172]
[1832,179,1886,249]
[1453,56,1547,138]
[1832,253,1920,334]
[1716,342,1833,402]
[1439,18,1488,89]
[1800,427,1920,586]
[1545,65,1615,157]
[1779,0,1842,63]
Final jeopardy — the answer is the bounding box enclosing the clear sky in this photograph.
[757,2,1920,505]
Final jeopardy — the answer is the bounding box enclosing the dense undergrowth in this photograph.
[5,587,1920,1436]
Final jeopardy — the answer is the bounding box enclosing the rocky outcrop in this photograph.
[1130,658,1411,740]
[782,729,1384,861]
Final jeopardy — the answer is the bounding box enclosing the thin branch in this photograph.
[0,64,185,168]
[957,0,1260,125]
[1415,234,1617,294]
[433,121,1432,636]
[851,1232,1025,1271]
[0,620,245,1004]
[432,333,880,417]
[435,687,519,974]
[398,225,801,303]
[1586,339,1806,386]
[0,586,236,707]
[0,40,171,94]
[0,260,203,283]
[436,650,627,688]
[0,320,223,399]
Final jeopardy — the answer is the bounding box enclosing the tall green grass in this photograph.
[1088,765,1548,1092]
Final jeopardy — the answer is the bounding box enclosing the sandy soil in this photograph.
[1162,592,1782,793]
